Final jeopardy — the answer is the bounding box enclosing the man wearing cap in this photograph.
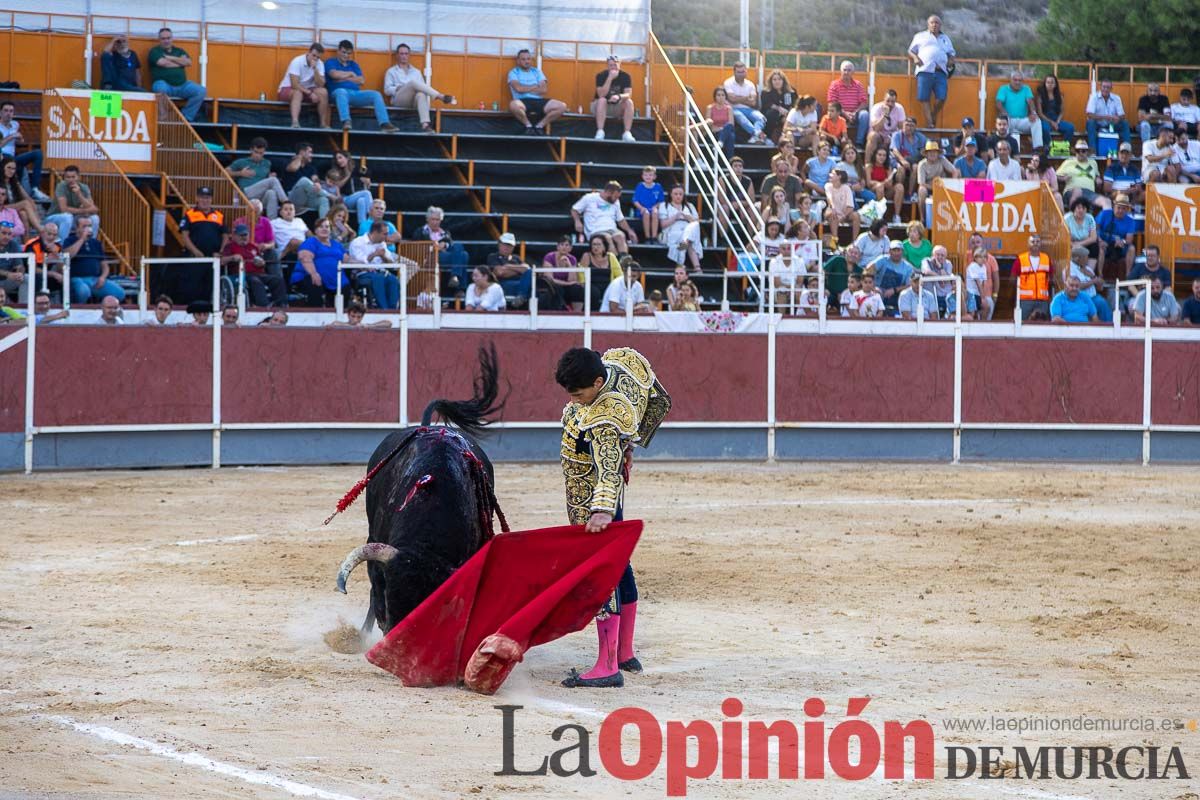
[986,140,1022,181]
[593,55,636,143]
[898,270,938,320]
[1174,125,1200,183]
[1085,79,1131,153]
[1095,194,1138,282]
[869,239,913,314]
[181,300,212,326]
[1056,141,1108,212]
[1012,233,1053,319]
[1050,274,1098,324]
[178,187,227,304]
[221,223,287,308]
[953,137,987,179]
[952,116,977,158]
[916,141,957,209]
[1103,142,1145,205]
[1142,125,1180,184]
[996,70,1044,150]
[907,15,955,128]
[827,60,870,149]
[1064,243,1111,322]
[487,233,532,304]
[571,181,637,255]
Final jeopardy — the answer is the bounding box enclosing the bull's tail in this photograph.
[421,343,506,438]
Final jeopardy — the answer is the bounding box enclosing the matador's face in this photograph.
[567,376,606,406]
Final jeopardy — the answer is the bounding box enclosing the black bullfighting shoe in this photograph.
[618,657,643,674]
[561,668,624,688]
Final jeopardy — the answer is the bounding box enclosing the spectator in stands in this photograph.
[1064,244,1110,322]
[871,240,913,313]
[1066,197,1099,269]
[803,141,837,199]
[0,108,48,204]
[1179,277,1200,325]
[0,221,24,299]
[176,185,225,304]
[784,95,819,152]
[262,308,289,326]
[1128,244,1173,289]
[464,266,507,312]
[761,157,803,207]
[760,70,796,145]
[960,233,997,320]
[384,43,453,134]
[1,157,44,235]
[601,261,648,314]
[1136,82,1171,144]
[818,101,850,153]
[487,232,532,303]
[659,185,702,273]
[327,150,374,224]
[954,137,986,180]
[357,198,402,245]
[592,55,636,142]
[1131,276,1180,325]
[853,270,886,317]
[996,70,1043,150]
[723,61,769,145]
[1142,125,1180,184]
[46,165,100,243]
[1050,274,1098,323]
[827,61,870,148]
[907,15,955,128]
[63,218,123,304]
[920,243,955,313]
[1103,142,1144,205]
[1013,233,1053,319]
[1035,74,1075,147]
[1085,79,1131,153]
[324,204,354,246]
[279,43,330,129]
[985,115,1020,160]
[986,140,1022,182]
[824,168,860,242]
[578,233,621,303]
[0,185,27,239]
[292,217,347,306]
[1024,151,1062,210]
[761,186,790,232]
[1176,125,1200,183]
[902,221,931,270]
[890,117,927,198]
[0,286,20,322]
[31,292,67,325]
[1170,89,1200,138]
[865,89,905,166]
[951,116,977,157]
[148,28,206,122]
[1096,193,1138,280]
[1058,140,1108,212]
[633,166,664,242]
[413,205,452,252]
[899,270,938,320]
[866,146,905,224]
[571,181,636,255]
[329,300,391,328]
[234,199,278,274]
[838,273,860,316]
[706,87,737,158]
[326,40,397,133]
[227,137,288,218]
[772,139,799,176]
[145,294,174,326]
[271,200,310,265]
[98,294,123,325]
[221,304,239,326]
[221,223,288,308]
[23,222,64,299]
[346,220,400,309]
[665,264,688,308]
[671,280,700,312]
[854,218,889,265]
[823,243,861,303]
[507,48,566,136]
[100,35,141,91]
[541,235,585,311]
[768,241,808,310]
[181,300,211,326]
[283,142,333,218]
[916,140,956,210]
[963,247,989,320]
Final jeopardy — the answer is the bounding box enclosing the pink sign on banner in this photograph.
[964,179,995,203]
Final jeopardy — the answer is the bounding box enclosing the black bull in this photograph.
[333,345,508,636]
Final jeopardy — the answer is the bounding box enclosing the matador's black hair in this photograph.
[555,347,606,391]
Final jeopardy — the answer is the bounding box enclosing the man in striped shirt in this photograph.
[827,61,870,149]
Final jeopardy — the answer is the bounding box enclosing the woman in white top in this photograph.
[783,95,819,151]
[464,266,506,312]
[658,185,704,272]
[823,168,860,242]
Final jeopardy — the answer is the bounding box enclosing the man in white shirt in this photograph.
[907,15,955,127]
[1085,79,1132,153]
[723,61,769,144]
[898,271,938,320]
[601,262,648,314]
[1170,89,1200,138]
[920,244,954,313]
[383,43,454,133]
[277,43,329,129]
[347,221,401,310]
[270,200,310,263]
[571,181,637,254]
[865,88,905,165]
[986,140,1022,181]
[1142,126,1180,183]
[99,295,124,325]
[1174,125,1200,182]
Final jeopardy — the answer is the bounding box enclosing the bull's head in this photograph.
[335,542,400,594]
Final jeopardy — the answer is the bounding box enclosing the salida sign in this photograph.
[1146,184,1200,262]
[931,179,1061,257]
[41,89,157,171]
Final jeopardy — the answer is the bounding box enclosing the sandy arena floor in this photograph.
[1,461,1197,800]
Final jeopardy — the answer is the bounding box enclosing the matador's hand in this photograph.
[585,512,613,533]
[621,446,633,484]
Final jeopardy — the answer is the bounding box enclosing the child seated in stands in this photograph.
[632,166,664,242]
[853,271,886,318]
[840,273,860,317]
[798,275,826,317]
[819,101,849,154]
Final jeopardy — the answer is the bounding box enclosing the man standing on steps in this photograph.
[593,55,636,142]
[556,347,671,688]
[907,15,955,128]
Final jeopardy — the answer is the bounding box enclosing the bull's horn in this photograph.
[335,542,399,594]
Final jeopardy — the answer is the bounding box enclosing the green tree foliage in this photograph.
[1032,0,1200,65]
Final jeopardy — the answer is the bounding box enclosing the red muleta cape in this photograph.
[365,520,642,694]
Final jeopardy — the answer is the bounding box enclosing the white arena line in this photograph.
[173,534,261,547]
[522,497,1012,515]
[41,715,370,800]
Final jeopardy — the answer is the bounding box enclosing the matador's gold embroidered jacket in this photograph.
[561,348,672,525]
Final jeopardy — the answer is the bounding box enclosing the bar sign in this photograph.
[90,91,123,119]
